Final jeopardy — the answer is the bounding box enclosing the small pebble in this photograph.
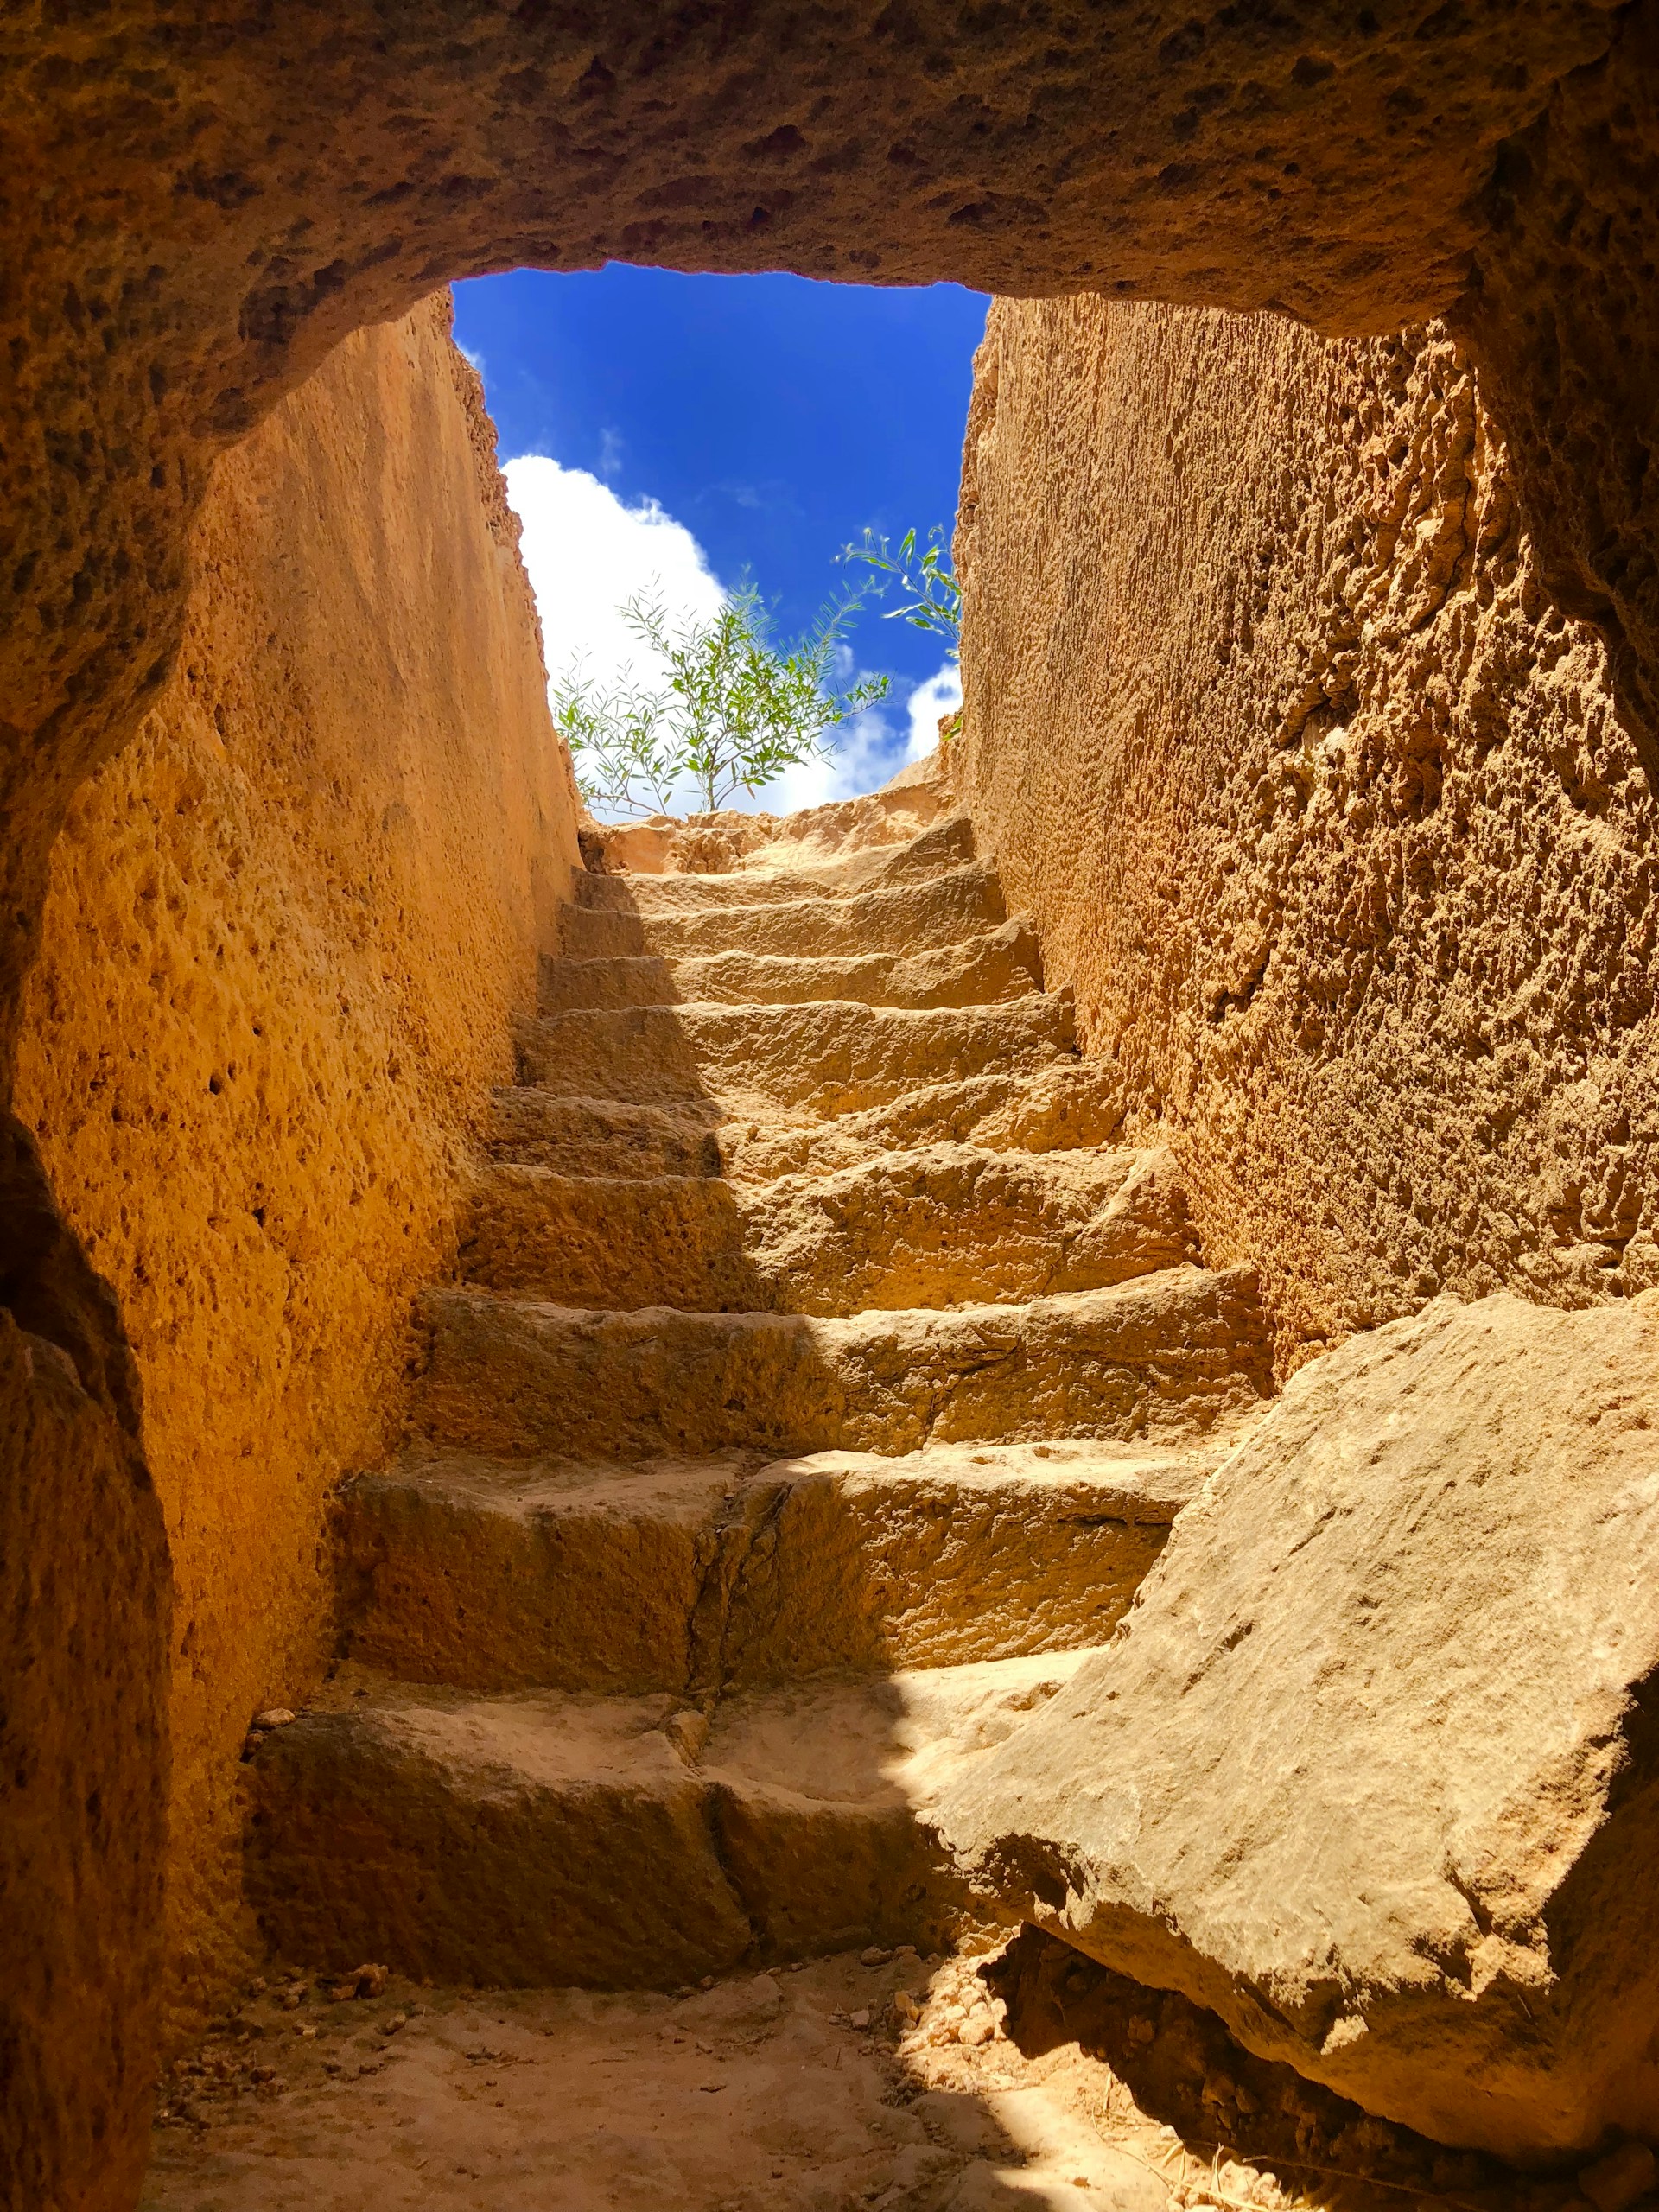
[253,1708,296,1730]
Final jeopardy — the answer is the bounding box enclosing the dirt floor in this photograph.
[139,1933,1591,2212]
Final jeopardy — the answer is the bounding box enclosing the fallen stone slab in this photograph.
[938,1291,1659,2159]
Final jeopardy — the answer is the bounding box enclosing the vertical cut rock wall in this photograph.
[12,293,578,2044]
[956,298,1659,1367]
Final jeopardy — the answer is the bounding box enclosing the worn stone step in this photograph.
[635,861,1007,959]
[677,920,1041,1010]
[245,1648,1094,1987]
[483,1062,1129,1183]
[461,1145,1193,1314]
[338,1440,1215,1695]
[483,1090,724,1178]
[534,919,1044,1015]
[416,1267,1272,1462]
[572,815,976,914]
[513,996,1075,1116]
[718,1063,1128,1180]
[557,902,648,960]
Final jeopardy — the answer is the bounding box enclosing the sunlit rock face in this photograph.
[5,294,579,2210]
[956,296,1659,1365]
[940,1293,1659,2159]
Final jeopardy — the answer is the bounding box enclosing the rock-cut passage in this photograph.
[245,785,1275,1989]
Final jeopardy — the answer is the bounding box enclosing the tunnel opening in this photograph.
[6,7,1659,2207]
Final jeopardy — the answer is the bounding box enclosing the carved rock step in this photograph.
[557,902,649,961]
[513,997,1075,1116]
[573,814,976,914]
[716,1064,1126,1179]
[415,1267,1273,1462]
[245,1649,1096,1989]
[536,918,1044,1014]
[483,1062,1128,1182]
[483,1090,725,1179]
[462,1145,1193,1314]
[339,1440,1217,1694]
[620,861,1007,961]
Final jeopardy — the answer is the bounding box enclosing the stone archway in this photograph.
[3,6,1656,2206]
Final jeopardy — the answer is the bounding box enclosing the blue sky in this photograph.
[453,268,988,812]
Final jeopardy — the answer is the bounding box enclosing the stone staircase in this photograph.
[245,798,1274,1994]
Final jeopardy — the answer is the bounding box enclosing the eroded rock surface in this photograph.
[957,297,1659,1364]
[12,296,576,2066]
[939,1292,1659,2158]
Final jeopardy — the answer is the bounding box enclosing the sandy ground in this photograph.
[139,1938,1580,2212]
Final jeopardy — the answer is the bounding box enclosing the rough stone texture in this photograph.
[0,1123,170,2212]
[482,1060,1131,1185]
[590,760,952,878]
[135,1951,1178,2212]
[613,860,1007,961]
[957,296,1659,1367]
[416,1267,1269,1464]
[515,995,1075,1117]
[536,918,1045,1013]
[939,1293,1659,2159]
[582,811,981,909]
[461,1145,1192,1313]
[10,297,577,2067]
[720,1063,1134,1183]
[245,1651,1094,1987]
[242,795,1276,2132]
[337,1441,1213,1694]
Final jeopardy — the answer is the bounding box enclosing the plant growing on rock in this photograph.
[843,524,961,658]
[556,583,889,819]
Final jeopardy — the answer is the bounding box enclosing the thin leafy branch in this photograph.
[549,659,681,819]
[842,524,961,658]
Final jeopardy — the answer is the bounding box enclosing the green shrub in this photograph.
[554,582,889,819]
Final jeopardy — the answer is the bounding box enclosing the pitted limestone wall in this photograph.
[956,298,1659,1370]
[12,292,579,2050]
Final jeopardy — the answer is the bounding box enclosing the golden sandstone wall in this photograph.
[13,292,577,2042]
[957,299,1659,1373]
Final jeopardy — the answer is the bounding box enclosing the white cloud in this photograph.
[502,454,958,820]
[504,454,724,704]
[906,662,963,760]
